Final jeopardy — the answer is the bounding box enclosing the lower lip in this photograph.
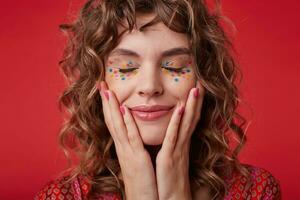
[131,110,171,121]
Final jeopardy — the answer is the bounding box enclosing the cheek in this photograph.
[162,68,193,83]
[163,70,196,101]
[105,72,134,104]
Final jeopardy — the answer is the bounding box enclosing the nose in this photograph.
[137,66,163,97]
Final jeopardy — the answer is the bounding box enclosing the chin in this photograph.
[139,126,167,145]
[141,135,163,145]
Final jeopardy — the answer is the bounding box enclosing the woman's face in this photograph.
[105,13,201,145]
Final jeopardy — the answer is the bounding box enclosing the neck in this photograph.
[144,144,162,171]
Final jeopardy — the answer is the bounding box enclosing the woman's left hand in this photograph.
[155,81,204,200]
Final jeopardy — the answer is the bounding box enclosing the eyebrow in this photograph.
[110,47,192,58]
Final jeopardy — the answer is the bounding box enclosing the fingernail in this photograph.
[120,106,125,115]
[104,91,109,100]
[193,88,199,98]
[178,106,185,115]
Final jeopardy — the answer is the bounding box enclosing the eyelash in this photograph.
[118,67,184,74]
[118,68,138,73]
[162,67,184,73]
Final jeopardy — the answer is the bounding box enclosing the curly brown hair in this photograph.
[57,0,251,199]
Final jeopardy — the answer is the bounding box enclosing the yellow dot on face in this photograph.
[121,63,126,68]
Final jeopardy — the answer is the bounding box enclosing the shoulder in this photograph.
[225,164,282,199]
[34,175,84,200]
[34,175,121,200]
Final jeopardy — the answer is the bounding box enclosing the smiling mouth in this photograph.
[130,105,174,121]
[131,110,171,121]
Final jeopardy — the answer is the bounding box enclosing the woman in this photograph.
[35,0,281,199]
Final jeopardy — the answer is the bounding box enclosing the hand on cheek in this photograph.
[97,81,159,200]
[155,80,204,200]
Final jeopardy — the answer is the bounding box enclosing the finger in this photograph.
[177,81,204,147]
[106,89,130,146]
[192,80,205,130]
[161,103,184,153]
[121,105,144,150]
[96,81,116,141]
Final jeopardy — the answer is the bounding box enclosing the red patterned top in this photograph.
[34,164,281,200]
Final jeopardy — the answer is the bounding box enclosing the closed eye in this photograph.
[162,67,184,73]
[118,68,138,73]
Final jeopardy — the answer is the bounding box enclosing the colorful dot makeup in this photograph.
[107,58,193,82]
[162,59,193,82]
[107,59,138,81]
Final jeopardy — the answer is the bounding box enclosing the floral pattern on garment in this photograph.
[34,164,281,200]
[224,165,281,199]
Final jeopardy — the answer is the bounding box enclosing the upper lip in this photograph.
[130,105,174,112]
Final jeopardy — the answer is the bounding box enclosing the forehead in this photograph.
[112,14,191,59]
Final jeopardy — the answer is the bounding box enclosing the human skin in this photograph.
[104,13,202,145]
[97,13,205,200]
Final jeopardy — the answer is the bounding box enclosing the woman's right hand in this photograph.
[98,81,158,200]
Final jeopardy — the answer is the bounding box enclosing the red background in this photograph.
[0,1,299,199]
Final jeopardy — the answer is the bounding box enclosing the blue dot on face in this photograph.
[186,69,191,73]
[174,78,179,82]
[109,68,113,72]
[121,77,126,80]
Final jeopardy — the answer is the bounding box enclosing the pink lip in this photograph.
[130,105,174,121]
